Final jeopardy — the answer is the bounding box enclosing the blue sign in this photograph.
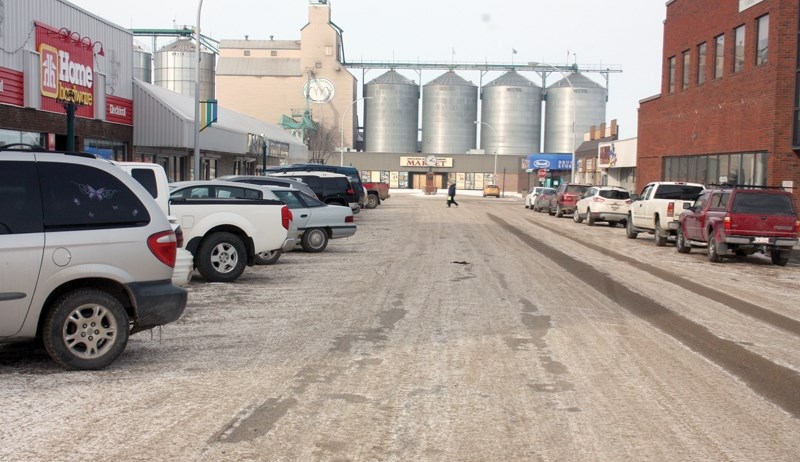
[525,153,572,171]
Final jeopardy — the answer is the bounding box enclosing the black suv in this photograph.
[265,163,365,208]
[270,171,358,212]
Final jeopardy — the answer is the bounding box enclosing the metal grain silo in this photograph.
[364,70,419,153]
[421,71,478,154]
[543,73,606,153]
[133,44,152,83]
[153,38,215,100]
[479,71,542,155]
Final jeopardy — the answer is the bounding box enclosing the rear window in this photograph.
[731,192,796,215]
[599,189,630,200]
[566,185,589,194]
[653,185,704,200]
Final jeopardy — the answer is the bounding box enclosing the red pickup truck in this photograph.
[676,186,799,266]
[363,182,390,209]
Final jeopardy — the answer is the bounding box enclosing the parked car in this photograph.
[677,186,799,265]
[268,187,357,252]
[269,171,359,212]
[216,174,318,200]
[0,146,187,370]
[549,183,592,217]
[483,184,501,198]
[524,186,549,209]
[573,186,632,227]
[532,188,556,212]
[264,163,366,209]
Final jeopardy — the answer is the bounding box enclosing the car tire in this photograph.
[625,215,638,239]
[607,221,619,227]
[771,249,790,266]
[43,289,130,370]
[366,194,379,209]
[654,220,667,247]
[301,227,329,253]
[573,209,582,223]
[255,249,282,265]
[196,232,247,282]
[548,205,555,216]
[708,234,723,263]
[586,209,595,226]
[555,204,564,218]
[676,227,691,254]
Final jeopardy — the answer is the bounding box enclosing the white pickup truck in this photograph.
[168,181,294,282]
[626,181,705,246]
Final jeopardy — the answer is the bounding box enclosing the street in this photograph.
[2,190,800,461]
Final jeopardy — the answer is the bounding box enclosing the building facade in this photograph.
[638,0,799,207]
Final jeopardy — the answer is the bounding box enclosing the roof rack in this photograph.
[706,184,788,191]
[0,143,98,159]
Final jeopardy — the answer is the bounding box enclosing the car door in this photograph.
[273,190,312,230]
[0,160,45,336]
[682,191,709,240]
[631,184,653,224]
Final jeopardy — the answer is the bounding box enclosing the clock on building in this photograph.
[303,78,336,103]
[425,155,437,167]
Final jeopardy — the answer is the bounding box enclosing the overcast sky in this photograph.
[67,0,667,139]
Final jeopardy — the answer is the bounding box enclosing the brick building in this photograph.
[638,0,800,208]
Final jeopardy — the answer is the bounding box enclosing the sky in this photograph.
[67,0,667,140]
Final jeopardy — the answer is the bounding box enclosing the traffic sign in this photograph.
[537,169,547,179]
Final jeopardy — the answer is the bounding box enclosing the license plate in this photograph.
[610,204,619,210]
[754,237,770,244]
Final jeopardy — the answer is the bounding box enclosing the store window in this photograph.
[682,50,690,90]
[697,42,707,85]
[734,25,745,73]
[756,15,769,66]
[714,34,725,79]
[0,129,45,148]
[668,56,676,94]
[663,153,767,186]
[84,138,127,161]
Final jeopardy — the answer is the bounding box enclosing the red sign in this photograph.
[35,22,96,118]
[106,95,133,126]
[0,67,24,106]
[537,169,547,179]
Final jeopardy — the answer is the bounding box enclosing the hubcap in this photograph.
[211,243,238,273]
[63,304,117,359]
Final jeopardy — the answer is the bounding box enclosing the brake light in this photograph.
[667,201,674,217]
[147,230,177,268]
[346,188,354,196]
[724,215,732,231]
[624,199,632,205]
[281,205,292,230]
[592,197,606,203]
[345,215,354,223]
[794,219,800,233]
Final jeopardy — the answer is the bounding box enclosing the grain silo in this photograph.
[479,71,542,155]
[421,71,478,154]
[133,44,152,83]
[364,70,419,153]
[153,38,215,100]
[543,73,606,153]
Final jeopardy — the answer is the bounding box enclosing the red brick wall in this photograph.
[638,0,800,207]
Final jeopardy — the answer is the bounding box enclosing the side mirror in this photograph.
[630,193,639,201]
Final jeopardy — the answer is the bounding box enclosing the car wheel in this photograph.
[555,204,563,218]
[255,249,282,265]
[625,215,638,239]
[548,205,555,216]
[573,209,582,223]
[771,249,790,266]
[654,220,667,247]
[708,234,723,263]
[607,221,618,227]
[301,227,329,253]
[366,194,379,209]
[43,289,130,370]
[676,227,691,254]
[532,203,538,212]
[586,209,595,226]
[197,232,247,282]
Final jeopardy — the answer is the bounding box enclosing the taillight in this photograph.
[724,215,732,231]
[592,197,606,203]
[667,201,675,217]
[346,188,354,196]
[148,230,177,268]
[345,215,354,223]
[625,199,632,205]
[281,205,292,230]
[794,219,800,233]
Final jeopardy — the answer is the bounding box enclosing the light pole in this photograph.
[340,96,372,166]
[192,0,204,180]
[532,62,577,181]
[474,120,499,181]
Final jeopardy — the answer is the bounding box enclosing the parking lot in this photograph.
[2,190,800,461]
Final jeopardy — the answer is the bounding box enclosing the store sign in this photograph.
[401,156,453,168]
[106,95,134,126]
[0,67,24,106]
[36,22,95,117]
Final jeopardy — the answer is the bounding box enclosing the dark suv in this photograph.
[269,171,358,212]
[265,163,365,208]
[549,183,592,217]
[0,146,187,369]
[216,174,318,199]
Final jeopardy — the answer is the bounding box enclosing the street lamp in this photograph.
[192,0,204,180]
[474,120,499,181]
[340,96,373,166]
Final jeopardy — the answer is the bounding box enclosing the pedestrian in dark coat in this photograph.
[447,182,459,207]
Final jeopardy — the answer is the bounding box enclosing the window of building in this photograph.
[668,56,676,94]
[663,153,767,186]
[243,50,250,56]
[682,50,691,90]
[714,34,725,79]
[0,129,45,148]
[734,25,745,73]
[271,50,277,56]
[756,15,769,65]
[697,42,707,85]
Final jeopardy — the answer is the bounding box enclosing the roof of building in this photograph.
[220,39,301,50]
[216,57,302,77]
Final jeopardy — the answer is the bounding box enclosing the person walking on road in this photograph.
[447,182,459,207]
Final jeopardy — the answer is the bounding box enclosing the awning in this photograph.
[524,153,573,171]
[132,79,308,161]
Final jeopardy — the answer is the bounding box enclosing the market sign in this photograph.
[401,156,453,168]
[36,22,95,117]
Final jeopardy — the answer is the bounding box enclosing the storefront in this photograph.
[523,153,573,188]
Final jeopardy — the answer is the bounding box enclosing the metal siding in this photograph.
[544,73,607,153]
[421,72,478,154]
[480,72,542,155]
[364,70,419,153]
